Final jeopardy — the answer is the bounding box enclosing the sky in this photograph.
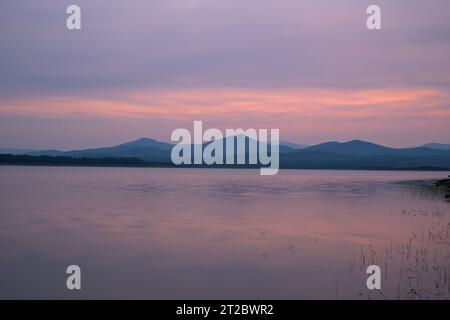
[1,0,449,150]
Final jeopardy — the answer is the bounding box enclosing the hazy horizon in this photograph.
[1,136,450,152]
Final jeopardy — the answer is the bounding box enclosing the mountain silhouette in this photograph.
[422,143,450,150]
[279,141,308,150]
[303,140,448,157]
[0,148,35,155]
[11,138,450,170]
[28,138,172,162]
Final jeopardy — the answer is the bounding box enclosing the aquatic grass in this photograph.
[351,191,450,300]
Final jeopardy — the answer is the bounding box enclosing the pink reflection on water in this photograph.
[0,167,449,299]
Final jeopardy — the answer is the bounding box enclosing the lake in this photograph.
[0,166,449,299]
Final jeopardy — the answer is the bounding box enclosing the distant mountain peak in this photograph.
[347,139,370,144]
[336,139,382,146]
[120,138,172,150]
[304,139,391,155]
[125,137,158,144]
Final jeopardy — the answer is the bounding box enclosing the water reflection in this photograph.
[0,167,449,299]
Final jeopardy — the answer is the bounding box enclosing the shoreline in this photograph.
[1,152,450,172]
[1,154,450,172]
[1,163,450,172]
[433,179,450,200]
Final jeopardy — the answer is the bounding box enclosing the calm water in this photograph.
[0,166,449,299]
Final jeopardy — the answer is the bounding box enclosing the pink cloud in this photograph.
[1,86,449,148]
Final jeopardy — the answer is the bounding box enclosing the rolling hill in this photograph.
[422,143,450,150]
[1,138,449,170]
[28,138,172,162]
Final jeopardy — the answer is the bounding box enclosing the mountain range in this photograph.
[1,138,450,170]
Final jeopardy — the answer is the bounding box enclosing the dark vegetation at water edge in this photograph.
[434,179,450,200]
[0,154,174,168]
[1,153,450,171]
[408,179,450,202]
